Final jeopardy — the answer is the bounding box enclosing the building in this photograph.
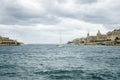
[0,36,23,46]
[106,29,120,45]
[69,29,120,46]
[107,29,120,41]
[85,30,108,45]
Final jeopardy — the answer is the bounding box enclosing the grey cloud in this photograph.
[44,0,120,24]
[0,0,120,26]
[0,0,61,25]
[103,24,120,30]
[56,0,67,3]
[75,0,98,4]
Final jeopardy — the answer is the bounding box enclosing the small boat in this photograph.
[57,36,64,48]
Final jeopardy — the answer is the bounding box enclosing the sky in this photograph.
[0,0,120,44]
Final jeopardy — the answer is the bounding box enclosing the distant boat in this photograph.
[57,36,64,48]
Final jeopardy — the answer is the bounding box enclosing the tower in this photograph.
[87,32,89,38]
[86,32,90,42]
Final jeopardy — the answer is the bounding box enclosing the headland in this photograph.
[0,36,23,46]
[68,29,120,46]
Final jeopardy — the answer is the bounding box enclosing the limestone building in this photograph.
[69,29,120,46]
[0,36,22,46]
[86,30,107,43]
[107,29,120,41]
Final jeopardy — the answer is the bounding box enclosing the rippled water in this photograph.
[0,44,120,80]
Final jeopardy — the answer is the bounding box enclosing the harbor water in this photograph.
[0,44,120,80]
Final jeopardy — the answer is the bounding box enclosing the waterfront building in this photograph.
[107,29,120,41]
[69,29,120,46]
[0,36,23,46]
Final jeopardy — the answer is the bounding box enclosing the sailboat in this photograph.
[58,36,64,47]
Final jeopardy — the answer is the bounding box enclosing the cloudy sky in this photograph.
[0,0,120,44]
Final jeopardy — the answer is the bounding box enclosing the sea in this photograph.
[0,44,120,80]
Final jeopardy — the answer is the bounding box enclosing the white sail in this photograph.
[58,36,63,47]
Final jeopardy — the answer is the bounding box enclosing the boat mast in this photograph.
[60,36,62,45]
